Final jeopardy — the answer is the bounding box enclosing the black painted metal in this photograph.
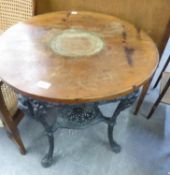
[18,90,139,167]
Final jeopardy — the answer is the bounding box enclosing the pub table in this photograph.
[0,11,159,167]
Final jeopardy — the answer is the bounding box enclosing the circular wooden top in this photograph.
[0,11,159,104]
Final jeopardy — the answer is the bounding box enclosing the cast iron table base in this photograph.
[19,90,138,168]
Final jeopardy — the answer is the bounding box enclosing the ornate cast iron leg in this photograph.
[107,106,121,153]
[38,116,55,168]
[18,90,138,167]
[19,98,56,167]
[107,92,138,152]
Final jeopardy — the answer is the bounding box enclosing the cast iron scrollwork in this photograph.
[18,90,139,168]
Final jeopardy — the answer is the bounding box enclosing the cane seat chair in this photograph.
[0,0,35,154]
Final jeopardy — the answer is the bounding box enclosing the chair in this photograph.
[134,20,170,115]
[0,0,35,154]
[0,82,26,154]
[153,44,170,89]
[0,0,36,30]
[36,0,170,116]
[147,72,170,119]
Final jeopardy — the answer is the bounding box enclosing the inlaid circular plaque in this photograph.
[50,29,104,57]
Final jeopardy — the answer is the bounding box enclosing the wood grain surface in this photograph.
[0,11,159,103]
[35,0,170,54]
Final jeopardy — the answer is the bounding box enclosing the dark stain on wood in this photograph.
[132,85,138,91]
[122,31,127,43]
[124,47,135,66]
[67,11,72,18]
[62,12,72,22]
[136,27,141,39]
[62,18,66,22]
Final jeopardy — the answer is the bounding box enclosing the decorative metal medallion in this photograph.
[50,29,105,57]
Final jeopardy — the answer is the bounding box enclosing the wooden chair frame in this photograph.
[147,71,170,119]
[0,80,26,154]
[134,19,170,115]
[0,0,36,154]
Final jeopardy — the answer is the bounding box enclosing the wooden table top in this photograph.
[0,11,159,104]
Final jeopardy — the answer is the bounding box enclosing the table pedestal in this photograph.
[19,91,138,168]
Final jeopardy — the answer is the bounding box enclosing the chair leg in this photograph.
[147,77,170,119]
[8,128,26,155]
[153,55,170,89]
[134,78,152,115]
